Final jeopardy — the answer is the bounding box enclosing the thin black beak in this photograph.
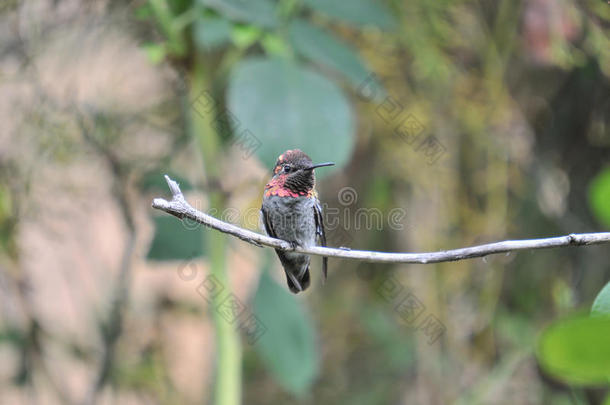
[304,162,335,171]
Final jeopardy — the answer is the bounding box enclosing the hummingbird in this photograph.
[261,149,334,293]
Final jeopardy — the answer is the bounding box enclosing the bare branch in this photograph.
[151,175,610,264]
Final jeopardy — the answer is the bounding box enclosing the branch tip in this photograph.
[151,198,168,209]
[164,174,182,196]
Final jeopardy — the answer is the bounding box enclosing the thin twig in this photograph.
[78,113,136,405]
[152,175,610,264]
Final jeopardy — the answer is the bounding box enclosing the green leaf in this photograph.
[146,216,205,260]
[227,57,355,170]
[199,0,277,28]
[194,16,232,51]
[141,43,166,64]
[253,270,319,395]
[592,281,610,317]
[261,33,290,56]
[302,0,395,29]
[230,24,263,49]
[537,315,610,385]
[289,19,380,92]
[589,167,610,228]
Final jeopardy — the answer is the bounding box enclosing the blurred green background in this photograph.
[1,0,610,404]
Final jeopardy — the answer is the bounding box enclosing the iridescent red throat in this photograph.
[264,175,315,198]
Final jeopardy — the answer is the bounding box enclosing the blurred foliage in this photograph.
[592,280,610,317]
[1,0,610,403]
[227,57,354,168]
[139,171,193,193]
[301,0,395,29]
[536,284,610,389]
[147,216,206,260]
[288,19,377,90]
[253,264,318,395]
[589,167,610,228]
[537,315,610,386]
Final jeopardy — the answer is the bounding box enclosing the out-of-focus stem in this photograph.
[188,53,241,405]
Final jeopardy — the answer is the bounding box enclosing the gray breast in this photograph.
[261,195,317,247]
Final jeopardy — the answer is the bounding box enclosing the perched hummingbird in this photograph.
[261,149,334,293]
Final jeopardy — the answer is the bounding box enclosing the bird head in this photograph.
[265,149,334,197]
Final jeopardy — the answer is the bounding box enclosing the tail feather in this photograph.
[274,249,311,294]
[285,266,310,294]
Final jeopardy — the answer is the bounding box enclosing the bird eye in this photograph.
[283,165,291,173]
